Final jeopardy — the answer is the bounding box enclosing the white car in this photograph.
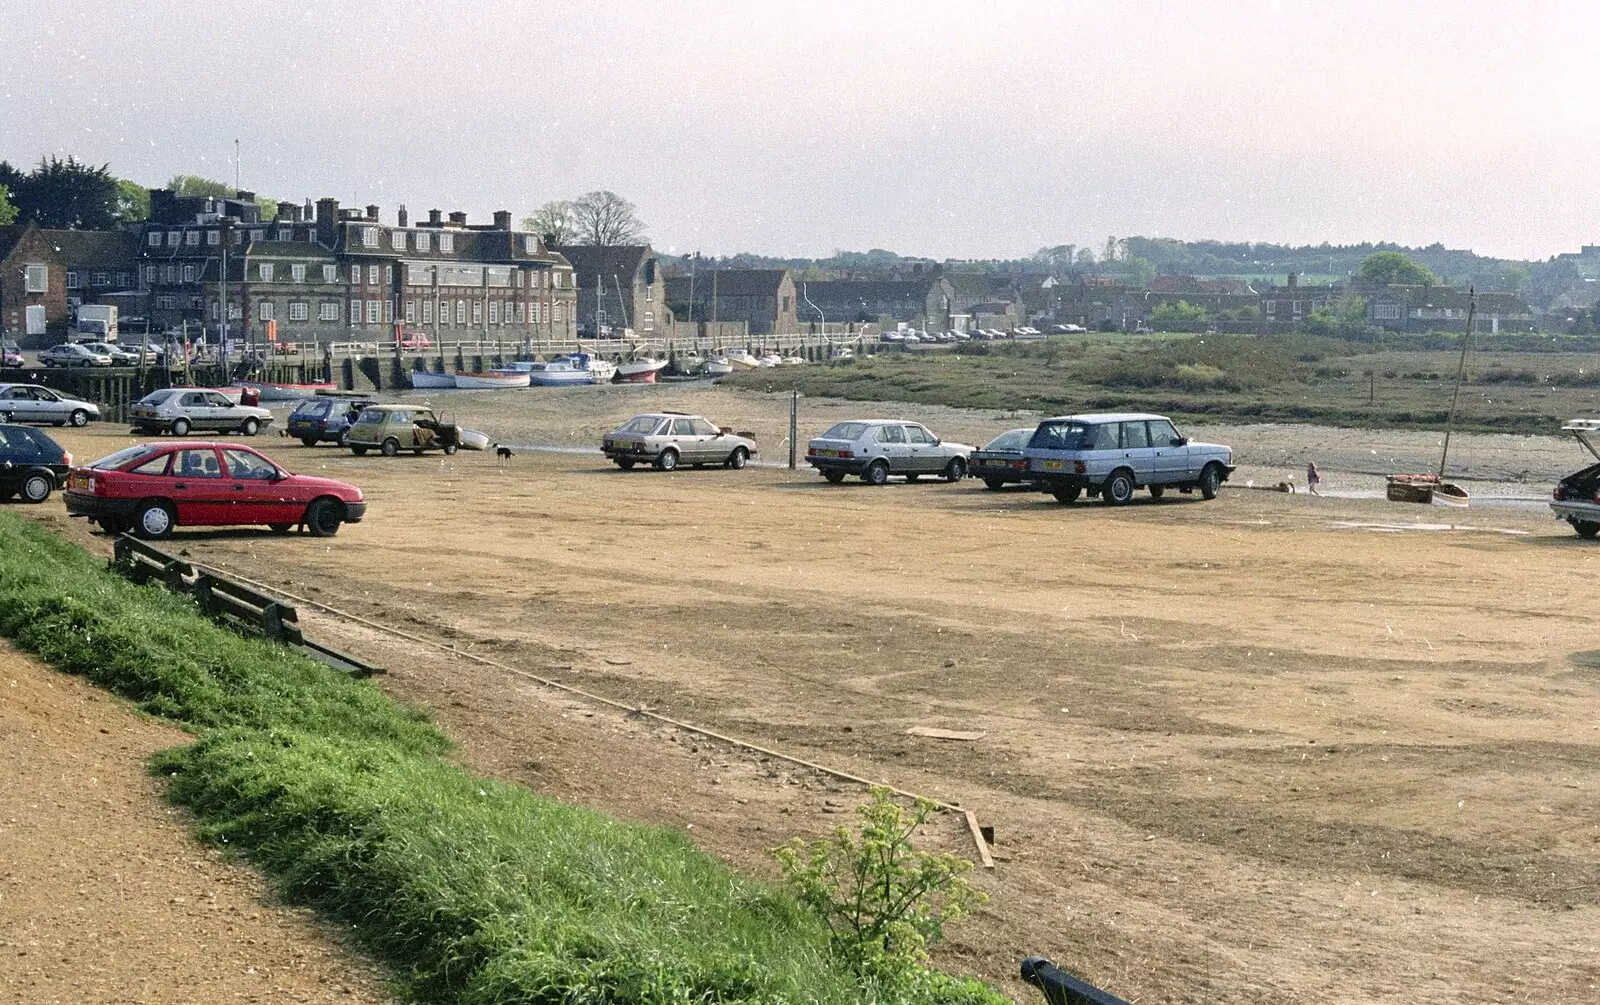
[0,383,101,426]
[39,343,112,367]
[129,388,273,437]
[805,419,973,486]
[75,341,141,365]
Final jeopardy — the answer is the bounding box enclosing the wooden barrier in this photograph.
[1020,957,1133,1005]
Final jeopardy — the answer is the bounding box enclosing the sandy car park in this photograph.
[16,383,1600,1003]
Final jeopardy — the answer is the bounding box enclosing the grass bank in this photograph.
[0,513,1003,1005]
[727,333,1600,435]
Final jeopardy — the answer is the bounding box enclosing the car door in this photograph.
[1145,418,1188,484]
[168,447,230,524]
[668,417,702,462]
[687,417,722,462]
[221,448,292,525]
[0,386,36,422]
[30,387,68,424]
[176,391,211,429]
[874,423,910,472]
[206,392,243,430]
[904,423,940,472]
[1118,421,1158,483]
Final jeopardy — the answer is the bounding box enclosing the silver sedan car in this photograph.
[602,412,758,471]
[0,383,101,426]
[805,419,973,485]
[129,388,273,437]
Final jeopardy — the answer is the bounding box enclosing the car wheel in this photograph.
[381,438,400,457]
[268,523,293,535]
[134,499,176,540]
[69,408,89,427]
[1149,485,1165,499]
[1199,463,1223,500]
[171,417,190,436]
[984,478,1006,490]
[241,417,260,436]
[1103,469,1135,506]
[727,446,749,469]
[351,445,369,456]
[443,443,458,455]
[304,498,343,537]
[823,470,847,484]
[20,473,52,503]
[616,458,636,470]
[655,448,678,472]
[300,436,319,448]
[1575,520,1600,539]
[943,457,966,482]
[1052,485,1082,504]
[863,459,889,486]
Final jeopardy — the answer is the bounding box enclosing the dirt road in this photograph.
[31,387,1600,1004]
[0,641,394,1004]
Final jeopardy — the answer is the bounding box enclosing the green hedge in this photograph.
[0,513,1004,1005]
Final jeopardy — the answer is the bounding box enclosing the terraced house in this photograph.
[137,191,577,344]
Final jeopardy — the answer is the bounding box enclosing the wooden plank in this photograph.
[964,809,995,870]
[906,726,987,741]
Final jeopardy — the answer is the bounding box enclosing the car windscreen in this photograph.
[820,421,870,441]
[0,426,39,455]
[137,389,179,405]
[1028,421,1091,450]
[90,444,160,470]
[983,429,1031,451]
[618,415,664,434]
[293,400,334,418]
[353,410,386,425]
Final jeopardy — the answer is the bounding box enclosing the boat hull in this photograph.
[409,371,457,389]
[615,359,668,383]
[454,371,531,389]
[233,381,336,401]
[1386,474,1470,507]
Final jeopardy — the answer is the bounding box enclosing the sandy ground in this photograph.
[24,385,1600,1004]
[0,642,395,1004]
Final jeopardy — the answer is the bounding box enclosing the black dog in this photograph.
[495,444,514,466]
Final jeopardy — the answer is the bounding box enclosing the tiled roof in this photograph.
[551,245,650,285]
[691,269,788,296]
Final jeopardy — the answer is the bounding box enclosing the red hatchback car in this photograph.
[64,441,367,539]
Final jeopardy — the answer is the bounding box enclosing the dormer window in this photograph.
[416,231,431,252]
[362,227,379,248]
[438,232,454,252]
[523,235,538,254]
[277,227,292,241]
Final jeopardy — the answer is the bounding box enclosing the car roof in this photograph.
[136,441,265,451]
[1038,412,1171,424]
[365,403,431,411]
[829,418,921,426]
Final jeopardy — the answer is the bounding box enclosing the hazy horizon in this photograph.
[3,0,1597,263]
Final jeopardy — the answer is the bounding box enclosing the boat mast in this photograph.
[1437,289,1476,480]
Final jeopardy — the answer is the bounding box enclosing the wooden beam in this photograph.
[964,809,995,870]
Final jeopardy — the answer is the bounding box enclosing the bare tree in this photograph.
[569,190,645,247]
[521,200,575,246]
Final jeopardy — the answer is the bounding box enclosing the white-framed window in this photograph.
[24,264,47,293]
[645,283,652,302]
[422,300,433,324]
[362,227,378,248]
[166,231,180,246]
[211,301,220,320]
[455,299,465,324]
[489,301,500,324]
[189,295,204,310]
[249,229,265,243]
[277,227,292,241]
[472,301,481,325]
[162,265,176,283]
[154,295,177,310]
[405,300,416,323]
[182,265,197,283]
[515,302,525,323]
[438,232,454,252]
[291,263,306,283]
[555,302,564,322]
[383,299,392,323]
[514,270,524,288]
[366,300,380,324]
[232,230,242,245]
[531,301,540,324]
[349,299,361,324]
[147,231,161,247]
[644,311,654,330]
[415,231,431,252]
[185,230,200,246]
[319,301,339,321]
[143,265,157,283]
[207,230,221,246]
[553,271,563,288]
[25,304,46,335]
[228,303,242,320]
[384,265,392,285]
[288,301,309,321]
[66,271,82,289]
[368,264,379,285]
[322,264,336,283]
[351,264,362,285]
[1263,300,1276,316]
[523,235,537,254]
[1374,303,1401,320]
[392,231,407,251]
[258,301,274,321]
[258,263,275,282]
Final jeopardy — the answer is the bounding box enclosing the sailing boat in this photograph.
[1386,291,1474,507]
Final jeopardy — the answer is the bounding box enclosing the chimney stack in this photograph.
[304,198,314,221]
[315,197,340,245]
[235,190,255,203]
[427,208,442,226]
[447,211,467,227]
[365,204,379,222]
[397,204,408,228]
[1287,272,1298,289]
[493,210,512,230]
[276,201,297,223]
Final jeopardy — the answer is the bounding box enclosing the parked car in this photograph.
[287,393,379,447]
[1023,412,1235,505]
[346,404,459,456]
[806,419,972,485]
[74,341,140,365]
[64,441,366,539]
[0,423,71,503]
[602,412,758,471]
[128,387,273,436]
[969,427,1037,490]
[1550,418,1600,538]
[1,340,22,367]
[399,331,431,350]
[39,343,113,367]
[0,383,101,426]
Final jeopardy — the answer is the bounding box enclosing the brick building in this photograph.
[791,278,954,330]
[552,245,670,336]
[0,223,138,344]
[664,269,797,335]
[1366,285,1534,333]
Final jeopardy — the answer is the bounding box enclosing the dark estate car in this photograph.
[969,427,1036,490]
[0,423,71,503]
[287,393,379,446]
[65,441,366,539]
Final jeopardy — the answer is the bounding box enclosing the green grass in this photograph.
[0,513,1004,1005]
[727,333,1600,434]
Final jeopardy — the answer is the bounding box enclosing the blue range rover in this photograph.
[1022,412,1234,505]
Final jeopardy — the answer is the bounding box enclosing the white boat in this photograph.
[409,370,457,389]
[757,353,782,367]
[232,380,338,401]
[615,357,669,383]
[780,355,806,365]
[830,348,855,361]
[505,352,616,386]
[457,428,491,451]
[454,370,531,389]
[725,349,761,370]
[703,357,735,376]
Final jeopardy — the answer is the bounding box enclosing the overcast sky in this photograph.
[3,0,1597,261]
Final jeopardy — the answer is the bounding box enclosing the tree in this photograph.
[1031,244,1076,271]
[1357,251,1436,288]
[521,200,574,245]
[0,184,16,226]
[3,156,120,229]
[569,190,645,247]
[167,174,234,198]
[113,179,150,224]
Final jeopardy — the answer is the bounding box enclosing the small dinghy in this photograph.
[454,370,531,389]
